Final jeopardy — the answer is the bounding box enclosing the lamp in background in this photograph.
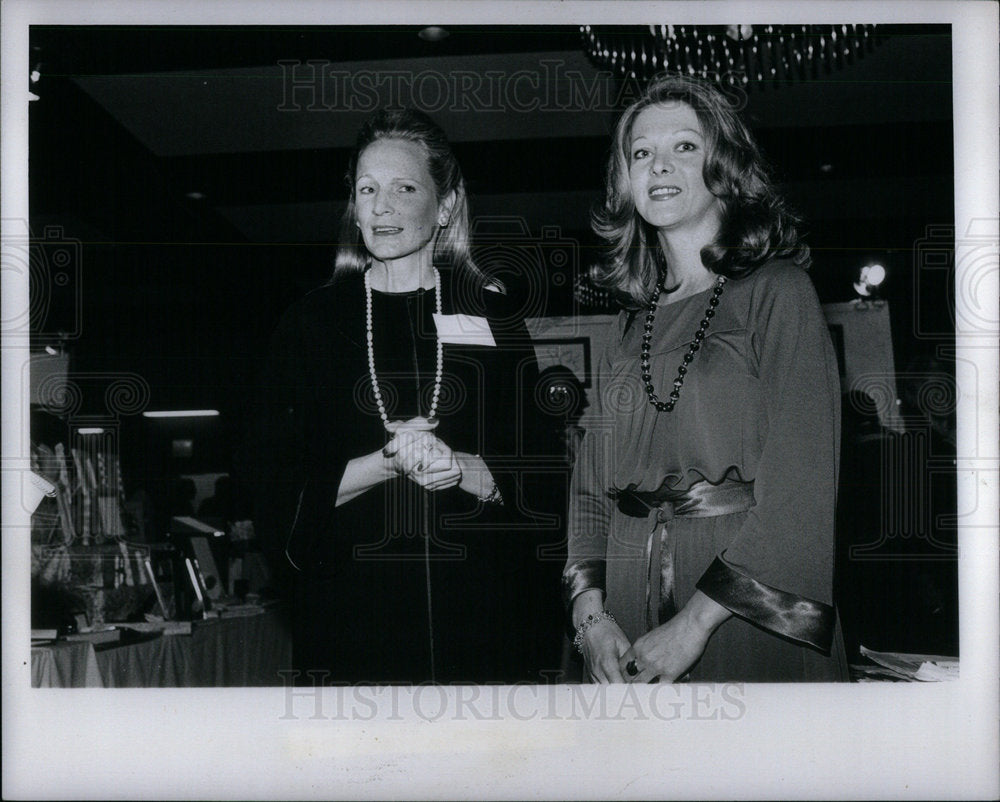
[581,24,883,89]
[853,262,887,303]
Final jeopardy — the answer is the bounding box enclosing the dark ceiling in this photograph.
[27,23,955,477]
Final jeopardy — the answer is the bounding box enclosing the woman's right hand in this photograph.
[383,429,462,491]
[580,619,632,683]
[573,590,631,683]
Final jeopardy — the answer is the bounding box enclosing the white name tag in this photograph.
[432,313,496,346]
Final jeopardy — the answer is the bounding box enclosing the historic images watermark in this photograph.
[278,59,624,114]
[276,59,749,115]
[841,219,999,559]
[1,219,83,346]
[277,674,747,722]
[912,219,999,343]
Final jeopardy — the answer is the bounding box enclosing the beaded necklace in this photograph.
[364,267,443,428]
[640,273,727,412]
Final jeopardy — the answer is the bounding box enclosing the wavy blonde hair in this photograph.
[593,74,810,309]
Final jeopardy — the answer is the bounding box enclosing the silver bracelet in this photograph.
[573,610,616,653]
[477,483,503,505]
[472,455,503,504]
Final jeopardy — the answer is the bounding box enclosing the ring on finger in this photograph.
[626,659,639,677]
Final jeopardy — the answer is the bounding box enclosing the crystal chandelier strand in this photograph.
[580,24,882,91]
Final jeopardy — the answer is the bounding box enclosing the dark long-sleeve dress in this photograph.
[563,259,849,681]
[252,270,565,684]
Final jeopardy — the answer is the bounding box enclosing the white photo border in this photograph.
[3,1,997,799]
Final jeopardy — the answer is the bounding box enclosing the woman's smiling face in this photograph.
[354,138,448,265]
[628,102,722,236]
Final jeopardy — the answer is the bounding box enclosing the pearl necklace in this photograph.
[640,273,727,412]
[365,267,444,428]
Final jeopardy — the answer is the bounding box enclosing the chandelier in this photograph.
[581,24,883,89]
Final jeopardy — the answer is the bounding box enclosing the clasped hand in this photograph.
[583,612,712,684]
[615,615,712,684]
[383,418,462,491]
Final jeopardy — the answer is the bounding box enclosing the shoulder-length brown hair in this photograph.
[592,73,810,309]
[331,108,491,292]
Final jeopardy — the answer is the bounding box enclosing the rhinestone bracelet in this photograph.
[472,456,503,505]
[477,483,503,505]
[572,610,616,654]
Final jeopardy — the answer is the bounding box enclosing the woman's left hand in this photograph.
[618,616,710,683]
[618,591,731,683]
[412,437,463,491]
[453,452,499,501]
[384,419,463,491]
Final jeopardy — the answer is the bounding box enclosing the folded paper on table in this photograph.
[858,645,959,681]
[913,661,960,682]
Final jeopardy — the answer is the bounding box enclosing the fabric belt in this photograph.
[614,478,755,631]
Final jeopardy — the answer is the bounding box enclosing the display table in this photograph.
[31,608,291,688]
[31,640,104,688]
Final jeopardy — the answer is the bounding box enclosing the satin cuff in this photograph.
[696,556,835,653]
[561,559,606,612]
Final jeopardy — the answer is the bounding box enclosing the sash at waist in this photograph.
[614,477,756,521]
[560,479,755,622]
[612,478,755,631]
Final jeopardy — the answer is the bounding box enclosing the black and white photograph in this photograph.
[3,1,997,799]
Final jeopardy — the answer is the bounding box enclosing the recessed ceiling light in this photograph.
[418,26,449,42]
[186,191,206,200]
[143,409,220,418]
[819,164,834,174]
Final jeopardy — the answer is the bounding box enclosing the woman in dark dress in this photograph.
[254,109,562,684]
[563,74,849,683]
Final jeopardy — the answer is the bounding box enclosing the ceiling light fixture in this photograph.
[143,409,220,418]
[418,26,449,43]
[581,24,883,90]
